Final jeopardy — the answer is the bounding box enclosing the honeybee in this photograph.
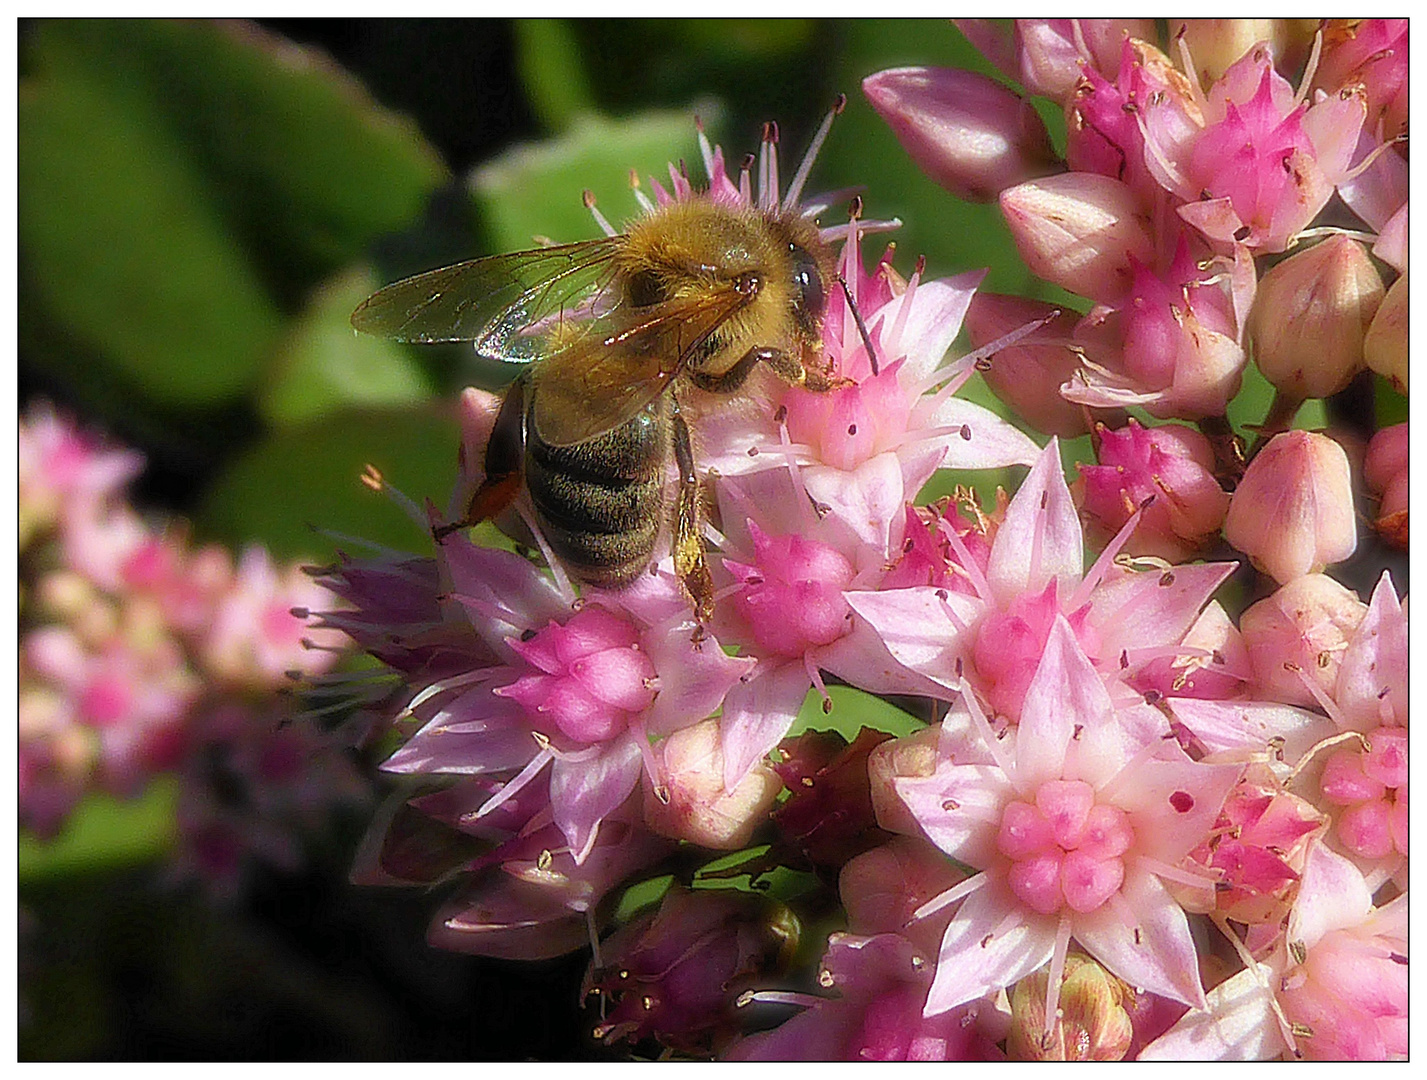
[351,133,843,623]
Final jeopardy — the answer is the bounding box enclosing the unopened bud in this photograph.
[1363,422,1407,550]
[1249,236,1384,399]
[1364,273,1408,394]
[1007,953,1133,1060]
[642,718,780,850]
[863,66,1059,203]
[999,173,1156,305]
[1240,574,1368,706]
[866,725,940,837]
[1224,431,1357,584]
[965,293,1087,437]
[1171,20,1313,85]
[1075,420,1229,561]
[1015,19,1155,102]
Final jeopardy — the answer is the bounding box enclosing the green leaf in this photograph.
[19,69,281,405]
[788,684,928,743]
[196,407,461,562]
[260,265,435,426]
[28,20,448,287]
[19,779,178,882]
[513,19,596,132]
[471,108,716,253]
[612,874,675,923]
[1376,377,1408,428]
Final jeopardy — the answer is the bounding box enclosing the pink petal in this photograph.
[642,627,755,738]
[1074,870,1206,1009]
[886,273,983,382]
[1137,964,1286,1060]
[1111,749,1240,865]
[1287,840,1373,950]
[445,539,570,659]
[918,397,1042,470]
[844,587,981,693]
[1335,570,1407,730]
[894,760,1010,868]
[1017,616,1110,791]
[718,660,812,790]
[802,454,905,552]
[817,609,955,698]
[986,439,1082,604]
[924,874,1056,1015]
[1166,698,1336,765]
[549,736,643,863]
[1086,562,1238,661]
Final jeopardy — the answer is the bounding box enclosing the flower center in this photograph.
[997,779,1133,915]
[726,528,855,657]
[1319,727,1408,858]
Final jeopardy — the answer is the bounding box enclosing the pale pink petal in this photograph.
[1301,92,1368,183]
[802,454,905,553]
[383,700,535,775]
[445,539,570,659]
[1166,698,1336,765]
[719,659,811,789]
[1137,964,1286,1060]
[925,874,1056,1015]
[917,397,1041,470]
[1074,870,1206,1009]
[1287,840,1373,949]
[894,761,1009,868]
[549,736,643,863]
[1113,750,1240,864]
[844,587,981,692]
[1372,200,1408,273]
[986,439,1082,604]
[1334,570,1407,731]
[1087,562,1238,661]
[883,272,983,382]
[642,627,755,737]
[1017,617,1109,792]
[817,609,955,699]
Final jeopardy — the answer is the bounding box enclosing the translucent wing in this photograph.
[350,239,624,359]
[530,282,753,447]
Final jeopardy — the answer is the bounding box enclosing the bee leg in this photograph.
[687,346,782,394]
[670,399,714,624]
[433,378,526,543]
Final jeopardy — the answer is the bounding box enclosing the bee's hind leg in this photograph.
[434,377,526,543]
[670,398,714,624]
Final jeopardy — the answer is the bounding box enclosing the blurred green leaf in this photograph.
[197,407,461,562]
[19,70,281,405]
[513,19,596,132]
[260,265,435,426]
[1376,377,1407,428]
[669,19,817,61]
[28,19,448,291]
[788,684,927,742]
[471,108,715,252]
[612,874,675,923]
[19,780,178,883]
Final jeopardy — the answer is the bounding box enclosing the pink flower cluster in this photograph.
[332,26,1407,1059]
[19,403,366,894]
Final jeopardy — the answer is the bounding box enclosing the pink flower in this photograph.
[641,718,780,850]
[381,536,752,862]
[1238,573,1368,706]
[18,401,144,549]
[1364,422,1408,550]
[957,19,1156,104]
[895,617,1241,1021]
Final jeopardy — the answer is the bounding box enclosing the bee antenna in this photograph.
[838,274,881,377]
[783,93,847,213]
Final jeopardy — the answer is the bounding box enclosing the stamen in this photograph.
[782,93,845,213]
[513,501,578,605]
[1283,728,1370,787]
[1293,30,1324,111]
[469,747,555,820]
[805,654,833,713]
[1136,854,1222,891]
[962,684,1018,783]
[696,121,717,185]
[1043,914,1074,1043]
[736,989,827,1010]
[583,189,618,238]
[883,256,921,360]
[1069,504,1145,610]
[909,870,987,924]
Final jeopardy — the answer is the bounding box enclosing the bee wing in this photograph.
[350,239,625,355]
[529,282,754,447]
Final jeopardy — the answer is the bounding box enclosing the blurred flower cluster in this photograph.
[19,402,368,896]
[326,18,1406,1061]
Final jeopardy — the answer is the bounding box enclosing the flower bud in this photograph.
[1249,236,1384,399]
[863,67,1059,203]
[1014,19,1155,102]
[867,725,940,837]
[1075,420,1229,561]
[1315,19,1409,143]
[642,718,780,850]
[772,727,893,869]
[1171,20,1314,85]
[1364,422,1407,549]
[999,173,1156,305]
[1364,272,1408,394]
[838,836,966,958]
[1224,431,1357,584]
[1240,573,1368,706]
[964,293,1088,437]
[1007,953,1134,1060]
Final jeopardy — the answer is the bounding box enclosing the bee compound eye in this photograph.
[791,247,825,319]
[627,270,666,308]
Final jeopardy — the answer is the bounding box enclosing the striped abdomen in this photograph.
[524,396,669,586]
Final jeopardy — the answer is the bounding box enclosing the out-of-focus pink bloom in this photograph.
[1141,840,1406,1059]
[1224,431,1358,584]
[1147,43,1367,252]
[1075,419,1230,561]
[895,619,1241,1021]
[771,727,893,871]
[1358,422,1404,547]
[999,173,1157,306]
[1239,573,1368,707]
[121,536,235,638]
[862,66,1058,203]
[1364,272,1408,394]
[381,537,751,862]
[641,718,780,850]
[1248,235,1384,399]
[586,887,795,1052]
[963,293,1088,438]
[849,440,1237,721]
[18,401,144,548]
